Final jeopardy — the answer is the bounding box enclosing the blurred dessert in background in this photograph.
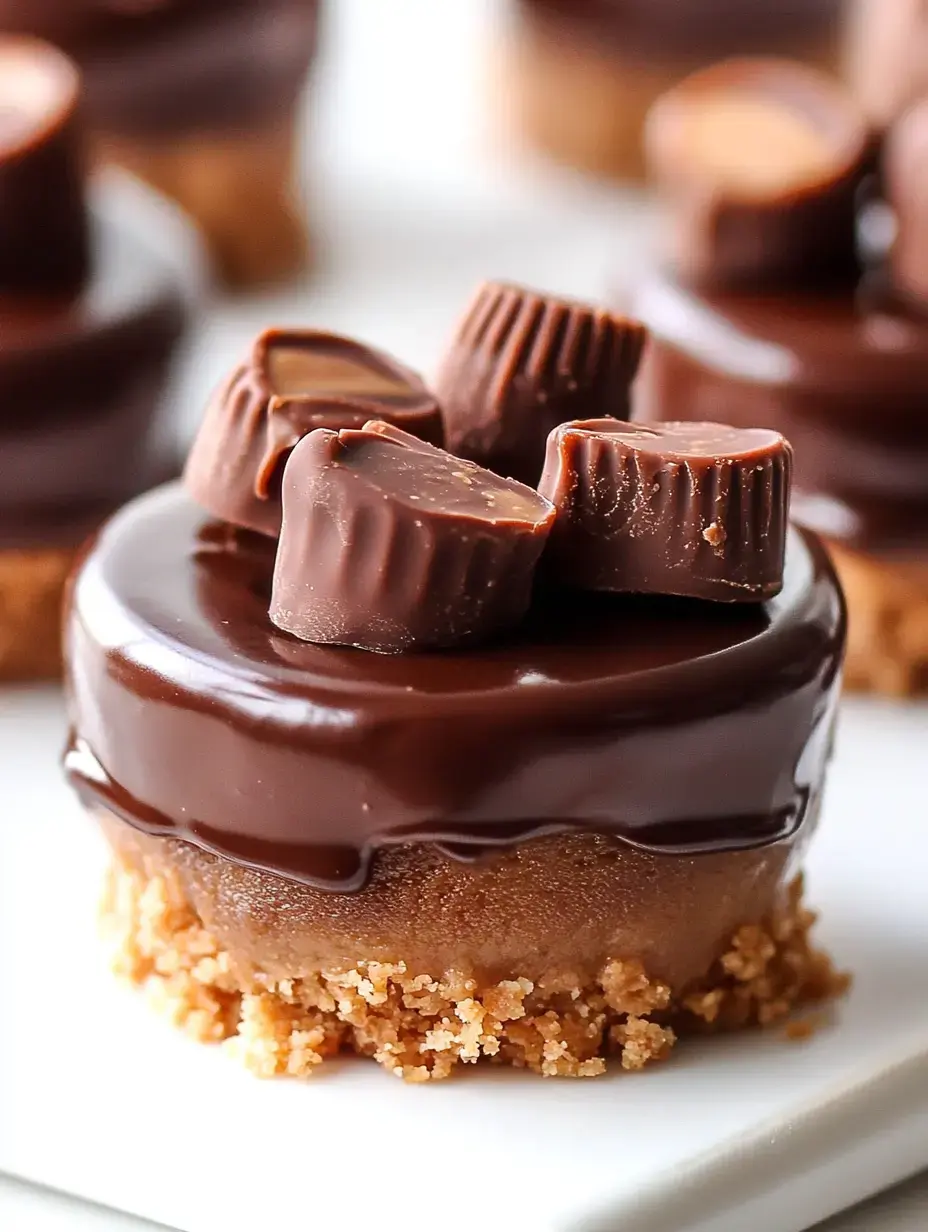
[635,56,928,696]
[0,36,190,681]
[845,0,928,131]
[505,0,843,181]
[0,0,319,287]
[64,304,847,1081]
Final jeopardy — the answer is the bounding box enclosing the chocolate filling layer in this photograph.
[65,483,845,892]
[0,0,318,139]
[635,271,928,555]
[0,199,187,551]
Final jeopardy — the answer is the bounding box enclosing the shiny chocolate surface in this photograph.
[518,0,841,59]
[635,270,928,555]
[0,199,187,551]
[65,483,845,891]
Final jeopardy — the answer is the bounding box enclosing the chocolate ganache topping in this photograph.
[64,309,845,893]
[0,37,187,552]
[518,0,842,60]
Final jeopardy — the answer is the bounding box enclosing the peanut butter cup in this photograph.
[0,0,319,286]
[845,0,928,130]
[271,424,555,651]
[185,329,443,537]
[644,58,870,288]
[435,280,646,485]
[637,58,928,696]
[64,306,848,1082]
[0,37,190,682]
[505,0,843,183]
[539,419,791,600]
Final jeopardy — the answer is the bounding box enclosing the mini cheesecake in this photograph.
[636,58,928,696]
[504,0,842,182]
[64,300,848,1081]
[0,0,318,287]
[0,37,189,682]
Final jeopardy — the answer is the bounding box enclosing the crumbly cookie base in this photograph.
[504,14,838,182]
[97,118,309,289]
[0,546,76,682]
[103,857,848,1082]
[829,541,928,697]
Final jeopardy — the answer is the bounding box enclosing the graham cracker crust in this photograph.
[0,546,76,682]
[103,857,848,1082]
[97,118,309,289]
[829,541,928,697]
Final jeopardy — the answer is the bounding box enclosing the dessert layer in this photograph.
[0,199,187,551]
[635,272,928,556]
[100,817,848,1080]
[66,483,844,891]
[517,0,841,61]
[0,0,317,139]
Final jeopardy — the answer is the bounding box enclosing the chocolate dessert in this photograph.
[0,0,319,287]
[845,0,928,130]
[505,0,843,182]
[0,36,189,682]
[64,302,848,1081]
[636,57,928,695]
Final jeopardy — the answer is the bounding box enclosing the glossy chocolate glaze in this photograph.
[518,0,841,59]
[0,199,187,551]
[635,270,928,555]
[0,0,318,138]
[65,483,845,892]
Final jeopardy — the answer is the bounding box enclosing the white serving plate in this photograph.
[1,687,927,1232]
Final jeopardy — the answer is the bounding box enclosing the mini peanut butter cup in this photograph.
[645,58,871,288]
[184,328,444,536]
[538,419,792,601]
[434,281,647,486]
[269,421,556,652]
[0,36,89,294]
[886,98,928,309]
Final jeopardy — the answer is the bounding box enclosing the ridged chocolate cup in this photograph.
[184,329,444,537]
[886,98,928,309]
[434,281,647,486]
[645,57,871,289]
[538,419,792,602]
[0,36,89,294]
[270,422,556,652]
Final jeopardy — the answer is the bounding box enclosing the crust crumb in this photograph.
[783,1013,829,1042]
[102,863,848,1081]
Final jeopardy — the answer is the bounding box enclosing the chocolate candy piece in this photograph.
[270,421,556,652]
[0,37,89,294]
[434,281,647,486]
[538,419,791,601]
[645,58,870,289]
[886,98,928,309]
[184,328,443,536]
[846,0,928,129]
